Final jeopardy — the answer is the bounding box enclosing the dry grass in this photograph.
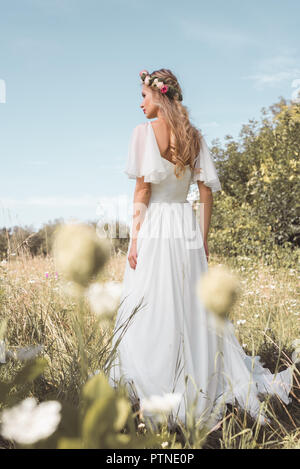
[0,250,299,449]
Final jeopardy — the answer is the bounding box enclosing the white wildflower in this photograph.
[291,339,300,349]
[86,281,122,318]
[291,339,300,364]
[196,265,241,320]
[52,223,109,288]
[0,397,62,445]
[236,319,246,325]
[140,392,182,414]
[161,441,169,448]
[156,81,164,89]
[292,349,300,364]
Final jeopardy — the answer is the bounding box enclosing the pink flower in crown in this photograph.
[144,75,151,86]
[161,85,168,94]
[139,70,149,77]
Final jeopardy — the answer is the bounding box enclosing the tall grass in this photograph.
[0,244,299,449]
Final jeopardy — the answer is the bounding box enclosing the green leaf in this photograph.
[0,381,10,402]
[13,357,48,385]
[113,397,131,432]
[57,437,83,449]
[82,395,117,448]
[82,372,114,405]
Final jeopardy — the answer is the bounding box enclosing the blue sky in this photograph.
[0,0,299,231]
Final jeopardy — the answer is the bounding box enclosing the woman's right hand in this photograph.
[203,238,209,262]
[128,240,138,270]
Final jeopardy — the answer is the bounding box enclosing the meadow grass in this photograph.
[0,249,299,449]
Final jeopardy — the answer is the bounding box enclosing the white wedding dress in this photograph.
[108,121,293,431]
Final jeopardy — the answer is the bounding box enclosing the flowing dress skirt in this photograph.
[108,200,293,430]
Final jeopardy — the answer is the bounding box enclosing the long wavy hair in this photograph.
[142,68,203,179]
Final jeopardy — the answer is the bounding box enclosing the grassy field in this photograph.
[0,248,299,449]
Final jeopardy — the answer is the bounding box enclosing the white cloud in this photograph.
[244,70,300,88]
[243,50,300,89]
[259,52,299,70]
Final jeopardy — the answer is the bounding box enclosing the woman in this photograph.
[108,68,293,432]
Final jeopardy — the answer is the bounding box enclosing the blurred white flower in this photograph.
[52,223,109,288]
[140,392,182,414]
[86,281,122,318]
[161,441,169,448]
[0,397,62,445]
[196,265,241,320]
[291,338,300,364]
[292,339,300,349]
[237,319,246,325]
[292,349,300,364]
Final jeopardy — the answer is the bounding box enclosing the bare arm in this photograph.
[128,177,151,269]
[197,181,213,259]
[131,177,152,241]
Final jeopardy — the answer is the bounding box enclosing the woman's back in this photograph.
[141,121,192,203]
[150,120,171,162]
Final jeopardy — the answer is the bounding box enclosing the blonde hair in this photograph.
[142,68,202,179]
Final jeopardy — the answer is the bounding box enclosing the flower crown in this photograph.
[139,70,183,102]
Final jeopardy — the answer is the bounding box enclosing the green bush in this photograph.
[207,98,300,265]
